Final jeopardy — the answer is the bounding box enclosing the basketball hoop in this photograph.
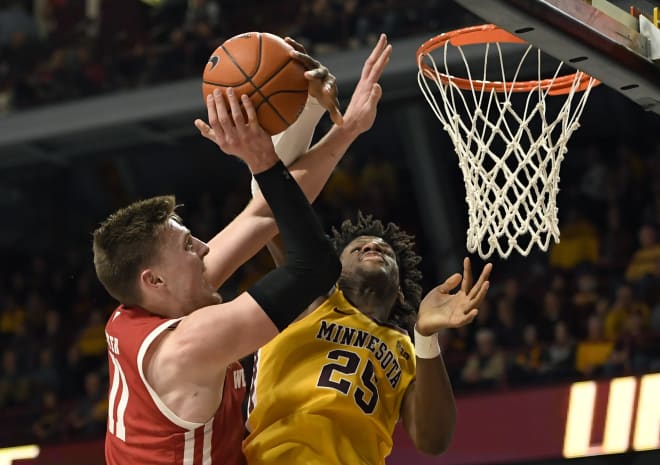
[417,24,600,259]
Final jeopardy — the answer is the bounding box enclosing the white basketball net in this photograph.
[417,37,598,259]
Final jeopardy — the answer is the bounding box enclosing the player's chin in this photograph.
[356,264,390,282]
[359,259,388,273]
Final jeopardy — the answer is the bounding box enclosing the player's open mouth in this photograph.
[360,252,384,261]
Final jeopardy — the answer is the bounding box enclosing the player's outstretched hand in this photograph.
[285,37,343,126]
[194,88,278,174]
[342,33,391,136]
[416,258,492,336]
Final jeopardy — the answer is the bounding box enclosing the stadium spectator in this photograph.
[0,349,31,408]
[542,320,578,382]
[549,208,600,269]
[625,224,660,303]
[0,1,39,46]
[67,371,107,439]
[575,314,613,377]
[599,205,635,276]
[604,311,657,376]
[508,324,547,386]
[492,296,524,350]
[536,290,567,342]
[460,328,506,390]
[604,283,651,341]
[31,389,65,442]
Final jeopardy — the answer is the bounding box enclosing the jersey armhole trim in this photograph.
[137,318,205,430]
[244,348,261,434]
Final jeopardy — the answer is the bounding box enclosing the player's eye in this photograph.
[185,238,194,250]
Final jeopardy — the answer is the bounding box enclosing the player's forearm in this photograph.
[412,356,457,455]
[288,120,361,200]
[254,122,361,269]
[244,122,361,236]
[248,161,340,330]
[272,96,326,166]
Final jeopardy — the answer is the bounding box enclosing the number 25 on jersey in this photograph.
[316,349,379,414]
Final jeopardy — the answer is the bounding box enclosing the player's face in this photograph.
[152,219,221,316]
[339,236,400,287]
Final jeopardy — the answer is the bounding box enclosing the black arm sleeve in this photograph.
[247,161,341,331]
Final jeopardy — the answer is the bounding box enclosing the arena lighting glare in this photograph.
[563,373,660,458]
[0,445,40,465]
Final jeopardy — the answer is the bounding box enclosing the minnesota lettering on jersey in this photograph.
[316,319,402,388]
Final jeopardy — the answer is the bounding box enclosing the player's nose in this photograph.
[361,241,382,253]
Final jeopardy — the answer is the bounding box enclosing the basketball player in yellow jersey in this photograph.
[244,212,492,464]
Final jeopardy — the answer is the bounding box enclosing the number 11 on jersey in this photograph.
[108,353,129,441]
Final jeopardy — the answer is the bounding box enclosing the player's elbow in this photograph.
[415,431,453,456]
[414,417,456,455]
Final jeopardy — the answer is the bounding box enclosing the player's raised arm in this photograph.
[401,258,492,454]
[196,34,392,289]
[156,89,340,371]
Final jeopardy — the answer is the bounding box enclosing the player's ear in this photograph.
[141,269,164,289]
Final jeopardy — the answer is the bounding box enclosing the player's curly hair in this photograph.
[330,211,423,332]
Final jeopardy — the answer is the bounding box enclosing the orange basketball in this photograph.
[202,32,309,136]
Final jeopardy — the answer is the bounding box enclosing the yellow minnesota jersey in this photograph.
[244,288,416,465]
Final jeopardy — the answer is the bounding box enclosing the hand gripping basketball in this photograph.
[202,32,310,136]
[200,88,278,174]
[284,37,343,126]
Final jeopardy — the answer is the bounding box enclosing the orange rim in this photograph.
[416,24,600,95]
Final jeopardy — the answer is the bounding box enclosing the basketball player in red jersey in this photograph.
[96,35,391,465]
[97,93,341,464]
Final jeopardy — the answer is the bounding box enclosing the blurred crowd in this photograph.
[0,0,468,113]
[1,134,660,446]
[445,139,660,392]
[1,0,659,451]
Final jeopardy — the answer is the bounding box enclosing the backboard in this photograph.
[451,0,660,115]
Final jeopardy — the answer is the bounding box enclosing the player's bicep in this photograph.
[168,293,279,370]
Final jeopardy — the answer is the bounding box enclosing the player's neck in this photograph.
[338,275,396,321]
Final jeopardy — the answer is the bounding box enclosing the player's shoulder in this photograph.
[106,305,180,344]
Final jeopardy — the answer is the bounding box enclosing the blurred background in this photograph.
[0,0,659,464]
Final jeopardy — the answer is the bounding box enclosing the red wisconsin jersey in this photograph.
[104,305,247,465]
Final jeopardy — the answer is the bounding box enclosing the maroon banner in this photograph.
[390,383,569,464]
[389,373,660,464]
[2,374,658,465]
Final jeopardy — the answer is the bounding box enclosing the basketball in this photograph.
[202,32,309,136]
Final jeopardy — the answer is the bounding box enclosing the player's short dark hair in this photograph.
[92,195,181,305]
[330,211,422,332]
